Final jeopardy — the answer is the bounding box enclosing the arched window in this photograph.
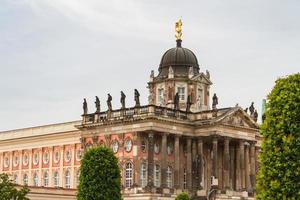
[140,163,147,187]
[33,172,38,186]
[54,171,59,187]
[23,174,28,185]
[125,162,133,188]
[65,170,71,188]
[154,164,160,187]
[44,172,49,187]
[76,170,80,187]
[166,166,173,188]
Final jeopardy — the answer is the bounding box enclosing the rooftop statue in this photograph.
[186,94,192,113]
[134,89,140,107]
[175,19,183,40]
[95,96,100,113]
[249,102,255,115]
[107,94,112,111]
[253,109,258,122]
[212,93,218,110]
[174,92,180,110]
[83,98,88,115]
[120,91,126,109]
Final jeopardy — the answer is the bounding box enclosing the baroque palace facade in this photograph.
[0,22,261,200]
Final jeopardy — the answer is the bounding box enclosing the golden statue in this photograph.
[175,19,183,40]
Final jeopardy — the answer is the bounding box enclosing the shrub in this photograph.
[175,192,191,200]
[256,73,300,200]
[77,146,122,200]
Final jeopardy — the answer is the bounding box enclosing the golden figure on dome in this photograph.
[175,19,183,40]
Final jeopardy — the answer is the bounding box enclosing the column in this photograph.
[133,133,140,187]
[71,144,75,188]
[39,148,43,186]
[236,143,241,191]
[224,137,230,189]
[186,137,192,190]
[174,135,180,189]
[239,140,245,190]
[49,147,53,187]
[161,133,168,188]
[197,138,204,189]
[245,142,250,191]
[0,152,3,172]
[147,132,154,189]
[59,145,64,187]
[192,139,197,191]
[250,142,256,191]
[229,145,235,190]
[19,150,23,185]
[212,137,218,178]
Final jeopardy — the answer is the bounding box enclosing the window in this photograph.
[23,174,28,185]
[112,140,119,154]
[158,88,164,104]
[65,150,72,162]
[154,142,160,154]
[177,87,185,101]
[14,154,19,166]
[166,166,172,188]
[14,174,18,184]
[76,170,80,187]
[154,164,160,187]
[197,88,203,104]
[33,153,39,165]
[54,171,59,187]
[43,152,49,164]
[140,163,147,187]
[23,153,29,166]
[4,156,9,167]
[44,172,49,187]
[33,173,38,186]
[141,140,147,152]
[65,170,71,188]
[167,143,173,155]
[125,162,133,188]
[124,139,133,152]
[54,151,60,163]
[76,150,82,160]
[183,168,187,189]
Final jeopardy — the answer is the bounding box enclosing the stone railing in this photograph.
[81,105,189,125]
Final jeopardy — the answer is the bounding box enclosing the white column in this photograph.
[28,150,32,186]
[38,148,42,186]
[49,147,53,187]
[60,145,64,187]
[71,144,75,188]
[0,152,3,172]
[18,150,23,184]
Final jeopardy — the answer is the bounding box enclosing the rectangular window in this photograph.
[154,164,160,187]
[177,87,185,101]
[183,168,187,189]
[158,88,164,104]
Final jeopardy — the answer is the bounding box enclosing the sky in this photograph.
[0,0,299,131]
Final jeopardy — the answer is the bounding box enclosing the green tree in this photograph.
[77,146,122,200]
[257,73,300,200]
[175,192,191,200]
[0,173,30,200]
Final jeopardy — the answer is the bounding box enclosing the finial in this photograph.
[175,19,183,46]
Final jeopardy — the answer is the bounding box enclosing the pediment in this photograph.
[191,73,212,85]
[215,107,259,129]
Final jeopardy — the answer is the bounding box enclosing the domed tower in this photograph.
[148,20,212,112]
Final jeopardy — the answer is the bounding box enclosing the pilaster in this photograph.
[186,137,192,190]
[224,137,230,189]
[174,135,180,189]
[161,133,168,188]
[146,132,154,190]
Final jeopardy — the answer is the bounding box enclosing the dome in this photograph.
[158,40,199,78]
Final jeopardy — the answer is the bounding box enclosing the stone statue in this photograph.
[249,102,255,115]
[206,70,210,79]
[134,89,140,107]
[253,109,258,122]
[83,98,88,115]
[107,93,112,111]
[186,94,192,113]
[212,93,218,110]
[120,91,126,109]
[95,96,100,113]
[244,107,248,113]
[174,92,180,110]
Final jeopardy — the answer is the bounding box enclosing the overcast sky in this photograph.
[0,0,299,131]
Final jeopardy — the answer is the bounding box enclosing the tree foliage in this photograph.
[0,173,30,200]
[257,73,300,200]
[77,146,122,200]
[175,192,191,200]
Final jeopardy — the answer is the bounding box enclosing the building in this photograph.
[0,21,261,200]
